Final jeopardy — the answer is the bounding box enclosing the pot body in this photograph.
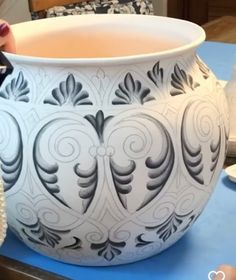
[0,15,228,266]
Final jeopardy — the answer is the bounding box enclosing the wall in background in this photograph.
[208,0,236,21]
[0,0,31,23]
[153,0,167,16]
[167,0,236,25]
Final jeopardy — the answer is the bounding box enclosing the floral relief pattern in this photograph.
[147,61,164,88]
[1,52,227,265]
[84,110,113,142]
[112,72,154,105]
[91,238,126,261]
[210,130,221,172]
[141,122,175,210]
[181,101,222,185]
[135,234,153,247]
[0,112,23,192]
[44,74,93,106]
[170,64,200,96]
[0,71,29,102]
[63,237,82,250]
[146,210,193,242]
[109,158,136,209]
[180,212,201,233]
[1,63,208,107]
[74,159,98,213]
[196,56,210,80]
[33,119,69,208]
[18,217,71,248]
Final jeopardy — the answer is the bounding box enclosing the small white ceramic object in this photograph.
[225,164,236,183]
[0,15,229,266]
[218,80,236,156]
[0,179,7,247]
[225,67,236,157]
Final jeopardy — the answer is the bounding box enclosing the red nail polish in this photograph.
[0,23,10,37]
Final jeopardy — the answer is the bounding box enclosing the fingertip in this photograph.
[0,23,10,37]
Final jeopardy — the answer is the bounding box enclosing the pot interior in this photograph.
[11,15,205,59]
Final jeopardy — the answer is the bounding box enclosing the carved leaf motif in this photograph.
[146,211,193,242]
[181,101,223,185]
[85,110,113,143]
[91,238,126,262]
[110,158,136,209]
[19,217,70,248]
[210,127,221,172]
[171,64,200,96]
[112,72,154,105]
[44,74,92,106]
[63,237,82,250]
[181,103,205,185]
[182,135,203,183]
[33,120,69,207]
[196,56,210,79]
[147,61,164,87]
[0,71,29,102]
[182,143,203,184]
[181,212,200,232]
[105,113,175,212]
[135,234,153,247]
[0,113,23,191]
[74,159,98,214]
[138,119,174,211]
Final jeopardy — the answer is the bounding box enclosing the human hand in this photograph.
[214,265,236,280]
[0,19,15,53]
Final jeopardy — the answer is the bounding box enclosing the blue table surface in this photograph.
[198,41,236,81]
[1,42,236,280]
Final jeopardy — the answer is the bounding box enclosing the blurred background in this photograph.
[0,1,236,42]
[0,0,236,24]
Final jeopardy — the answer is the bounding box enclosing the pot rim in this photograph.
[5,14,206,66]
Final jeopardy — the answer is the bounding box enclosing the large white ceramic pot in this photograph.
[0,15,228,266]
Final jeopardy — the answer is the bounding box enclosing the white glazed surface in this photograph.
[0,180,7,247]
[0,15,229,266]
[8,14,205,63]
[225,165,236,183]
